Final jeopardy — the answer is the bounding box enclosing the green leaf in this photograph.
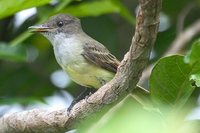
[184,40,200,87]
[184,40,200,65]
[0,43,27,62]
[0,0,51,19]
[61,0,120,17]
[149,55,194,111]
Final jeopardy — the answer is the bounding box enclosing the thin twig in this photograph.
[176,2,195,35]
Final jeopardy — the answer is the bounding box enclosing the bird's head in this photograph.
[29,14,82,40]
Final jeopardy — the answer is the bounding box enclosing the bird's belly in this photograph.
[64,62,115,89]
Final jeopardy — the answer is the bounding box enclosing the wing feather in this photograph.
[81,42,120,73]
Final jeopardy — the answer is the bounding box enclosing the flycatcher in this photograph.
[29,14,120,89]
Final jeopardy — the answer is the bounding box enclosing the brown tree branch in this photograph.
[0,0,161,132]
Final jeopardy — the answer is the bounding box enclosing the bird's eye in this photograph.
[57,21,64,27]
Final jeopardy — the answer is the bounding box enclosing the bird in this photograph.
[29,14,120,109]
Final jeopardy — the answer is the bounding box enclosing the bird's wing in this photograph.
[81,41,120,73]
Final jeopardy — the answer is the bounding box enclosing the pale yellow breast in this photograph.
[64,61,115,89]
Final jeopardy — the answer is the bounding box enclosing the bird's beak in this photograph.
[28,25,54,32]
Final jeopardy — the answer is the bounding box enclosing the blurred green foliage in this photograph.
[0,43,26,62]
[78,97,200,133]
[1,0,200,132]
